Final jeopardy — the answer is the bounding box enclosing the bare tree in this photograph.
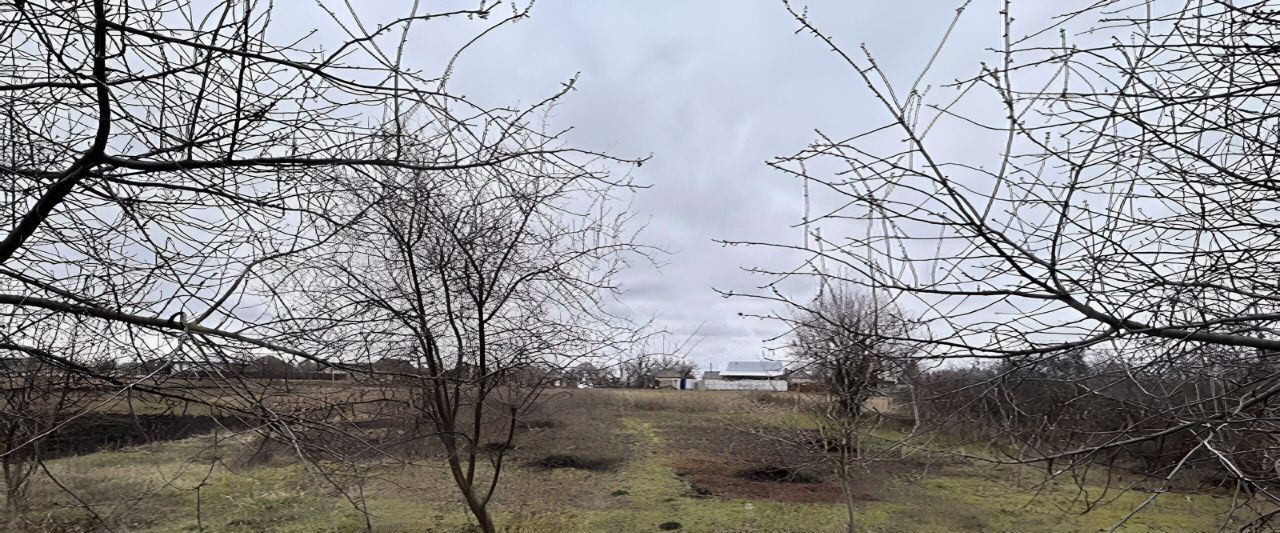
[564,362,614,388]
[0,0,637,528]
[0,357,86,513]
[776,283,916,532]
[0,322,138,526]
[663,357,698,379]
[279,129,647,531]
[791,285,917,418]
[0,0,627,369]
[611,329,704,388]
[614,352,697,388]
[738,0,1280,528]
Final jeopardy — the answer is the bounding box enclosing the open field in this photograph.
[1,389,1246,532]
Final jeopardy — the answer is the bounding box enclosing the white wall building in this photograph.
[698,361,788,391]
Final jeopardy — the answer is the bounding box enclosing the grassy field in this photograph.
[1,389,1245,532]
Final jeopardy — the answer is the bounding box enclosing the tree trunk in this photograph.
[441,434,497,533]
[455,468,497,533]
[838,438,857,533]
[839,470,857,533]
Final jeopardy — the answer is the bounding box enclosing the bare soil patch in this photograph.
[527,453,625,472]
[737,465,821,484]
[667,454,861,503]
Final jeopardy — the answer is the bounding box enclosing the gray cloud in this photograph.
[352,0,1010,370]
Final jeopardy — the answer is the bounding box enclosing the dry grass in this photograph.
[0,388,1254,532]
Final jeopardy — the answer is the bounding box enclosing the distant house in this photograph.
[246,355,295,378]
[536,366,580,389]
[443,362,477,381]
[509,363,567,388]
[121,357,174,377]
[863,380,913,416]
[863,394,896,414]
[720,361,786,380]
[655,369,696,390]
[372,357,418,375]
[168,357,247,378]
[294,360,349,380]
[784,366,824,392]
[699,361,788,391]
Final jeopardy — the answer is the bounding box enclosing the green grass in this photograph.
[0,390,1252,532]
[853,465,1229,532]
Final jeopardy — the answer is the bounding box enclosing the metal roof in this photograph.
[721,360,786,377]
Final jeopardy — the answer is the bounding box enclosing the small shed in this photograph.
[655,369,696,389]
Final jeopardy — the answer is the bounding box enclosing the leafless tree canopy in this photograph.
[273,131,645,530]
[0,0,621,369]
[0,1,646,530]
[789,284,916,417]
[730,0,1280,528]
[10,0,1280,530]
[773,282,919,532]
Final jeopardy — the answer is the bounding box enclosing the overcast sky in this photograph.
[342,0,1009,370]
[412,0,1005,371]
